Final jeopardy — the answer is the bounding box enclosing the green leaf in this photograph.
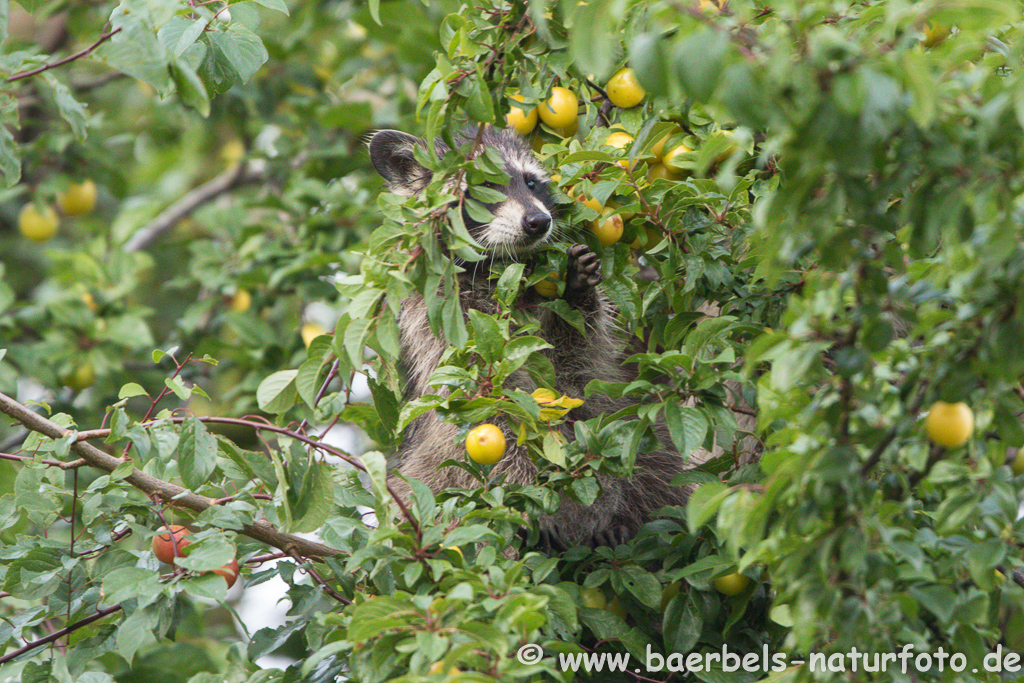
[629,32,670,96]
[43,75,87,140]
[211,24,269,84]
[468,309,504,363]
[663,403,708,460]
[171,59,211,117]
[117,609,157,663]
[179,419,218,490]
[686,481,729,533]
[344,317,372,368]
[289,461,334,533]
[256,369,299,414]
[466,70,495,123]
[673,29,728,103]
[118,383,149,399]
[663,591,702,654]
[0,125,21,188]
[249,0,289,12]
[368,377,400,436]
[102,567,161,605]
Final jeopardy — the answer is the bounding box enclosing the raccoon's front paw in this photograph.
[565,243,602,295]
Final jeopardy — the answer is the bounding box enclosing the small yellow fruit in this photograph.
[230,289,252,313]
[580,587,606,610]
[605,131,635,168]
[646,162,681,183]
[18,203,59,242]
[709,130,740,163]
[57,180,97,216]
[713,572,750,596]
[538,87,579,135]
[605,67,645,109]
[427,661,460,676]
[221,139,245,166]
[82,292,99,312]
[663,142,693,169]
[506,94,539,135]
[649,126,683,159]
[923,22,951,48]
[533,276,559,298]
[924,401,974,448]
[62,362,96,391]
[1010,448,1024,476]
[301,322,327,348]
[465,424,506,465]
[590,208,624,247]
[575,193,603,216]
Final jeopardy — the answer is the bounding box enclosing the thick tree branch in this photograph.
[123,159,268,252]
[0,391,340,559]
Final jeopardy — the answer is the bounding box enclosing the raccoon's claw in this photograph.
[566,243,602,293]
[589,525,632,550]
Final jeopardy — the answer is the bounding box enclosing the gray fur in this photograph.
[370,128,709,549]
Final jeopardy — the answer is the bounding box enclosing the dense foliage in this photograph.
[2,1,1024,682]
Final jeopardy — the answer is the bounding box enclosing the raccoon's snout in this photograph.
[522,212,551,238]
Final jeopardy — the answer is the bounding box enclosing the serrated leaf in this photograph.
[117,609,157,663]
[210,24,268,84]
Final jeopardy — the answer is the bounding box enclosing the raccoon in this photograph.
[369,127,698,549]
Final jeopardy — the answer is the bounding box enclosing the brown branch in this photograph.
[0,451,86,470]
[7,28,123,83]
[123,159,268,252]
[0,391,340,559]
[0,603,122,664]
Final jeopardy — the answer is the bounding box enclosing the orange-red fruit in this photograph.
[208,558,240,588]
[152,525,191,564]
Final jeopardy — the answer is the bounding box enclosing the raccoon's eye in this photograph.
[525,177,537,190]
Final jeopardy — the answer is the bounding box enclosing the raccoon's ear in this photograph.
[369,130,433,197]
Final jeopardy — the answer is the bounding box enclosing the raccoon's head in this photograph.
[369,128,555,254]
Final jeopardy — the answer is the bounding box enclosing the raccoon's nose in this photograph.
[522,212,551,237]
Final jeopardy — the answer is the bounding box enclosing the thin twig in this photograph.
[0,603,122,664]
[7,28,123,82]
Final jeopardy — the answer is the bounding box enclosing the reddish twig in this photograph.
[0,603,123,664]
[7,28,123,83]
